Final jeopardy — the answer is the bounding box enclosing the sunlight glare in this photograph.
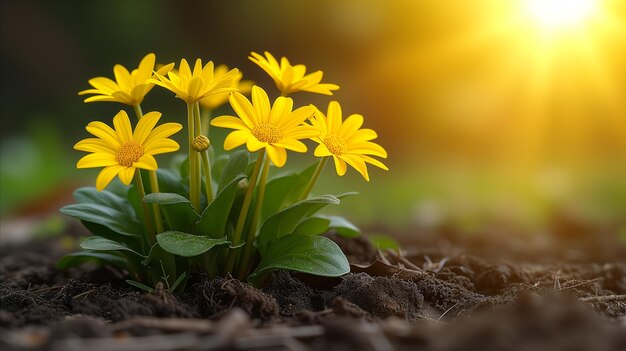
[525,0,599,31]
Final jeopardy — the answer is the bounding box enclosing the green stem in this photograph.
[299,157,328,201]
[200,151,214,204]
[237,155,270,279]
[201,109,212,137]
[224,149,265,274]
[134,170,155,245]
[133,104,164,233]
[187,103,200,211]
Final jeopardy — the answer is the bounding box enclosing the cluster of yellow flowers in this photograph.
[76,51,388,192]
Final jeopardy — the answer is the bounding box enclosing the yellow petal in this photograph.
[210,116,250,131]
[200,61,214,82]
[133,154,158,170]
[144,138,179,155]
[192,58,203,77]
[274,139,307,153]
[96,165,124,191]
[341,154,370,181]
[144,123,183,146]
[179,59,192,80]
[229,92,257,126]
[347,128,378,143]
[113,110,133,142]
[361,155,389,171]
[269,97,293,125]
[83,95,119,103]
[246,137,266,152]
[348,142,388,158]
[138,53,156,81]
[111,91,134,105]
[283,124,320,140]
[266,145,287,167]
[118,167,135,185]
[155,62,175,76]
[251,86,270,123]
[338,114,364,139]
[77,153,118,168]
[333,155,347,176]
[224,130,250,150]
[86,121,121,148]
[113,64,132,90]
[186,77,204,102]
[314,143,332,157]
[74,138,115,153]
[134,111,161,144]
[87,77,119,93]
[327,101,342,133]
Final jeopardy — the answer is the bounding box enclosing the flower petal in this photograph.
[112,110,133,142]
[361,155,389,171]
[86,77,119,93]
[348,142,388,158]
[246,137,266,152]
[338,114,364,139]
[74,138,116,153]
[144,123,183,146]
[144,138,179,155]
[137,53,156,82]
[133,154,158,170]
[224,130,250,150]
[333,155,347,176]
[118,167,136,185]
[327,101,343,133]
[269,96,293,126]
[229,92,257,126]
[96,165,124,191]
[113,64,132,91]
[134,111,161,144]
[314,143,332,157]
[266,145,287,167]
[211,115,251,131]
[77,153,118,168]
[251,86,270,123]
[341,154,370,181]
[86,122,121,148]
[274,139,307,153]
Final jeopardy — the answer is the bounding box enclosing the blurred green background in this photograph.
[2,0,626,252]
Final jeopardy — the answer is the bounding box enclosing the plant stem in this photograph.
[237,155,270,279]
[195,102,212,204]
[299,157,328,201]
[224,149,265,274]
[200,150,214,204]
[187,103,200,211]
[201,109,211,137]
[134,170,155,245]
[133,104,164,233]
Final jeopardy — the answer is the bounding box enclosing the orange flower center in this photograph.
[324,135,347,155]
[252,123,282,143]
[116,141,144,167]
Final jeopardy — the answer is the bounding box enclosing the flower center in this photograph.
[252,123,282,143]
[324,135,347,155]
[116,141,144,167]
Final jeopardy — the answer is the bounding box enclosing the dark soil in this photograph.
[1,230,625,350]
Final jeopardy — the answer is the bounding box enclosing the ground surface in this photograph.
[1,229,625,351]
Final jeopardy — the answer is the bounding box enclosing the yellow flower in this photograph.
[78,53,174,106]
[75,110,182,191]
[249,51,339,96]
[211,86,318,167]
[151,58,239,103]
[311,101,388,181]
[199,65,253,110]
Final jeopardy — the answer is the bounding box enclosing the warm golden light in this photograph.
[525,0,599,31]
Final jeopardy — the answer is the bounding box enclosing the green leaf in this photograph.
[257,195,340,254]
[56,251,127,270]
[260,162,317,222]
[196,174,246,238]
[156,231,230,257]
[143,192,190,205]
[293,217,331,235]
[369,235,400,250]
[249,234,350,285]
[218,150,249,192]
[170,271,187,292]
[126,279,155,293]
[80,236,146,258]
[61,203,142,237]
[74,187,136,216]
[322,215,361,238]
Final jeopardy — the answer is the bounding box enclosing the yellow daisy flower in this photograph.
[78,53,174,106]
[249,51,339,96]
[199,65,253,110]
[151,58,239,104]
[75,110,182,191]
[211,86,318,167]
[311,101,388,181]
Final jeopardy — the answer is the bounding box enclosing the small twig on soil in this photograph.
[29,284,64,293]
[558,278,602,292]
[437,303,459,321]
[111,317,214,333]
[387,250,423,271]
[73,289,97,300]
[579,295,626,303]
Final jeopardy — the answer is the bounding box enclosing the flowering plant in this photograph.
[60,52,388,292]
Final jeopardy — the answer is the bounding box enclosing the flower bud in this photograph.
[192,135,210,152]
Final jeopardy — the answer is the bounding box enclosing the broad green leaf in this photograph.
[80,236,146,257]
[56,251,127,270]
[369,235,400,250]
[293,217,331,235]
[217,150,249,192]
[74,187,135,216]
[156,231,230,257]
[143,192,190,205]
[155,169,188,196]
[260,162,317,222]
[61,203,142,237]
[257,195,340,254]
[196,174,246,238]
[249,234,350,285]
[321,215,361,238]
